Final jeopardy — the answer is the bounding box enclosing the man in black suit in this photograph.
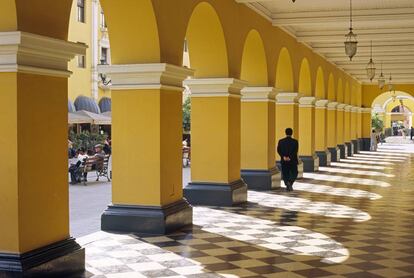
[277,128,299,191]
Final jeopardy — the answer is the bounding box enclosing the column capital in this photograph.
[100,63,194,91]
[315,99,329,109]
[298,96,316,108]
[241,87,276,102]
[327,101,339,110]
[337,103,347,111]
[351,106,360,113]
[0,31,86,77]
[344,105,353,112]
[184,78,248,97]
[276,92,300,104]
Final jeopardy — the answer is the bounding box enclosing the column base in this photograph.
[328,147,340,162]
[359,138,371,151]
[345,142,353,157]
[276,160,304,179]
[299,154,319,172]
[352,139,359,154]
[338,144,348,159]
[184,179,247,207]
[101,199,193,235]
[316,149,331,166]
[0,238,84,278]
[241,168,281,191]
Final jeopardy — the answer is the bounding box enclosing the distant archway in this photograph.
[240,29,268,86]
[275,47,294,91]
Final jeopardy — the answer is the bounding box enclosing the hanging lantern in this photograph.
[388,74,394,92]
[378,62,385,89]
[344,0,358,60]
[365,41,376,81]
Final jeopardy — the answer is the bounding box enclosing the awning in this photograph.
[74,110,111,125]
[68,112,93,124]
[99,97,112,113]
[74,96,101,114]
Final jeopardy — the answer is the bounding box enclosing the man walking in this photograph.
[277,128,299,191]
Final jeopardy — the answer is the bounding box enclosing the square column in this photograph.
[351,107,359,153]
[298,97,319,172]
[275,93,303,178]
[336,103,348,159]
[361,108,372,151]
[183,78,248,206]
[357,107,363,150]
[100,64,194,234]
[0,32,86,277]
[315,99,331,166]
[327,102,340,162]
[241,87,281,190]
[344,105,354,156]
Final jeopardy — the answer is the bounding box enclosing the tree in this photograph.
[371,113,384,132]
[183,97,191,133]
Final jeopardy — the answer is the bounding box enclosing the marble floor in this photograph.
[74,142,414,277]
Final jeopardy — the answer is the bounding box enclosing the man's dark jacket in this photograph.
[277,136,299,165]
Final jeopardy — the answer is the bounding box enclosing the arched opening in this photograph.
[185,2,228,78]
[275,47,294,91]
[337,78,343,103]
[315,67,325,99]
[298,58,312,96]
[327,73,335,101]
[240,29,268,86]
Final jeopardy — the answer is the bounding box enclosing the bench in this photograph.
[79,154,111,185]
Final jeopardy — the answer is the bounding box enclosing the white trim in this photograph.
[276,92,300,104]
[184,78,248,98]
[361,108,372,114]
[344,105,353,112]
[241,87,276,102]
[336,103,347,111]
[327,101,339,111]
[298,96,316,108]
[351,107,360,113]
[0,31,86,77]
[315,99,329,109]
[99,63,194,90]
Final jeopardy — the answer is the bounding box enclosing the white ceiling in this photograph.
[236,0,414,84]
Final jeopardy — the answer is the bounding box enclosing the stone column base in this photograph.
[316,149,331,166]
[0,238,84,278]
[345,142,353,157]
[338,144,348,159]
[241,168,281,191]
[328,147,340,162]
[352,139,359,154]
[299,154,319,172]
[101,199,193,235]
[359,138,371,151]
[184,179,247,207]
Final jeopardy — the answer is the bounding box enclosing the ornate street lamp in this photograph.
[378,62,386,89]
[344,0,358,60]
[365,41,376,82]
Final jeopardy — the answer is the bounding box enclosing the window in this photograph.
[77,0,85,23]
[77,55,86,68]
[101,48,108,65]
[100,10,107,28]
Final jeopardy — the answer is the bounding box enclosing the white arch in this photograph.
[371,90,414,110]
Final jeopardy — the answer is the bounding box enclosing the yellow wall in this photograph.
[315,107,327,151]
[336,110,344,144]
[275,104,298,143]
[298,106,315,155]
[362,84,414,108]
[326,108,337,147]
[240,30,268,86]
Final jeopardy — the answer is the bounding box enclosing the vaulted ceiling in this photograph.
[236,0,414,84]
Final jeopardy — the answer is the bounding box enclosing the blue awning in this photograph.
[68,100,76,113]
[74,96,101,114]
[99,97,112,113]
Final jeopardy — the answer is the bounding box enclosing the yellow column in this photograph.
[100,64,193,234]
[336,103,347,159]
[183,78,248,206]
[315,99,331,166]
[275,92,303,177]
[241,87,281,190]
[351,106,359,153]
[344,105,353,156]
[327,102,340,162]
[0,32,86,275]
[361,108,372,151]
[357,107,363,150]
[298,97,318,172]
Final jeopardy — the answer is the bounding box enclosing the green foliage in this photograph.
[69,130,107,151]
[371,113,384,132]
[183,97,191,133]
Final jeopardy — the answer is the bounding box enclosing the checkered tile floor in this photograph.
[80,144,414,278]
